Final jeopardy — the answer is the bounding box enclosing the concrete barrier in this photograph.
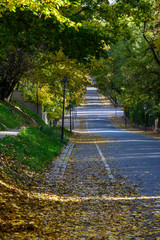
[12,90,42,117]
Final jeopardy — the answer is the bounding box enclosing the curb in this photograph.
[45,142,75,194]
[54,143,74,194]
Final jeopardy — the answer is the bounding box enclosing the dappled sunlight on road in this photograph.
[78,108,123,117]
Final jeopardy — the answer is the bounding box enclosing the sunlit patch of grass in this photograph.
[0,101,22,129]
[0,126,69,172]
[15,102,45,126]
[0,100,46,130]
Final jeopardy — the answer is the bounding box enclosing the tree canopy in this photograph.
[0,0,110,102]
[90,0,160,126]
[0,0,160,125]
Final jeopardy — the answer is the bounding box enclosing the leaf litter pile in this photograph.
[0,136,160,239]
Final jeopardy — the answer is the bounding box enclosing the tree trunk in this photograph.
[0,49,31,101]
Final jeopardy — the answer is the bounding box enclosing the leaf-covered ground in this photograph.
[0,124,160,239]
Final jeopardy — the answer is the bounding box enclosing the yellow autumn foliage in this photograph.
[0,0,76,25]
[20,50,90,119]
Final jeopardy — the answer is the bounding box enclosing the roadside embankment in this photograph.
[98,92,160,139]
[0,100,44,131]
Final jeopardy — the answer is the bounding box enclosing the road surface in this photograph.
[34,86,160,239]
[77,87,160,197]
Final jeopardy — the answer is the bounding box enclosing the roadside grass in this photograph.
[0,123,5,130]
[0,100,45,130]
[0,126,69,172]
[0,101,22,129]
[15,101,45,126]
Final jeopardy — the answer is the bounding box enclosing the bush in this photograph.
[127,103,155,127]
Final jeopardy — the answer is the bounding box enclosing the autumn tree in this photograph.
[0,0,111,100]
[19,50,89,118]
[0,1,65,100]
[90,0,160,127]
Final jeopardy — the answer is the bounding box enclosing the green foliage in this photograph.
[19,50,89,119]
[0,8,61,54]
[1,0,159,126]
[0,126,68,171]
[60,25,107,62]
[91,0,160,126]
[0,0,109,60]
[127,102,155,127]
[0,0,110,101]
[90,57,112,95]
[0,123,5,131]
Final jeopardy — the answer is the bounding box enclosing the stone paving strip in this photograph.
[59,142,114,197]
[54,143,74,194]
[44,143,74,193]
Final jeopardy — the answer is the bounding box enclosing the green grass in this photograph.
[0,101,22,129]
[0,100,45,130]
[0,123,5,130]
[15,102,45,126]
[0,126,69,172]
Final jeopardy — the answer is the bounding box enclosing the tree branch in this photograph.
[70,7,90,18]
[142,22,160,67]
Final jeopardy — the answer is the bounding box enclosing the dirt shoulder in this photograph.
[98,92,160,139]
[110,115,160,139]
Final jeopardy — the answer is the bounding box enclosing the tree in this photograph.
[0,49,32,101]
[0,0,110,100]
[90,0,160,126]
[19,50,90,119]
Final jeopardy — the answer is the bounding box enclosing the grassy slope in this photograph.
[0,99,69,180]
[0,126,67,172]
[0,99,70,172]
[0,100,44,130]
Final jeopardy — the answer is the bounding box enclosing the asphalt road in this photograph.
[77,87,160,197]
